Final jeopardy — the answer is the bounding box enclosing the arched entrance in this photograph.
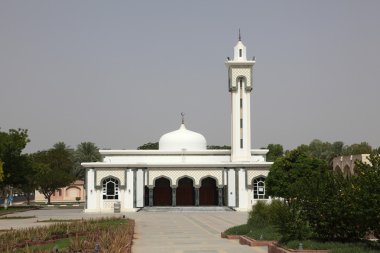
[153,177,172,206]
[176,177,195,206]
[199,177,218,206]
[344,165,351,177]
[334,165,341,174]
[144,186,149,206]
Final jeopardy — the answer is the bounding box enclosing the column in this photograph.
[172,187,176,207]
[227,168,236,207]
[195,187,200,206]
[86,168,95,211]
[148,188,153,207]
[218,187,223,206]
[238,168,248,209]
[135,169,144,208]
[125,169,134,209]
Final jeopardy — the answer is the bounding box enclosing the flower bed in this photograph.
[0,217,135,253]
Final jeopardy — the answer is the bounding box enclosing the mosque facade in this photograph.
[82,37,272,212]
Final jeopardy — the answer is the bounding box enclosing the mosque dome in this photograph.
[159,123,207,151]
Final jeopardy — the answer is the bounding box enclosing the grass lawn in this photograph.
[0,206,39,216]
[37,202,84,207]
[283,240,380,253]
[224,223,281,241]
[19,237,72,252]
[0,215,36,219]
[37,218,82,223]
[224,224,380,253]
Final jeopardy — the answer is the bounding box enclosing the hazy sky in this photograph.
[1,1,379,153]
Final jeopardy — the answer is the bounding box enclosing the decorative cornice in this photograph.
[99,149,268,156]
[82,162,272,168]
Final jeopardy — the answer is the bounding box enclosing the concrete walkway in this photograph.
[0,208,267,253]
[130,211,267,253]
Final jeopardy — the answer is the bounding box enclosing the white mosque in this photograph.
[82,35,272,212]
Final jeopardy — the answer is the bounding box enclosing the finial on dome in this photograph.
[181,112,185,124]
[238,28,241,41]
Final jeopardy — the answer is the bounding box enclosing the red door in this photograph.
[153,178,172,206]
[199,177,218,206]
[176,177,194,206]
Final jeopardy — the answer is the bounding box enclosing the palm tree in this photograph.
[74,142,101,179]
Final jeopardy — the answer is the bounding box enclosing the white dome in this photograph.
[159,124,207,151]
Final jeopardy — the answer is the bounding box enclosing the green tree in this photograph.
[19,155,37,205]
[290,144,309,156]
[266,148,368,241]
[207,145,231,149]
[74,142,101,179]
[137,142,159,150]
[266,144,284,162]
[266,149,328,201]
[308,139,326,159]
[0,160,3,183]
[354,152,380,238]
[0,128,30,208]
[33,142,75,204]
[344,142,372,155]
[296,140,345,163]
[296,171,366,241]
[328,141,345,162]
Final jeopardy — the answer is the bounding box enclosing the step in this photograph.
[141,206,234,212]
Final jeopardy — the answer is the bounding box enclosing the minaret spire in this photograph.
[225,34,255,162]
[181,112,185,124]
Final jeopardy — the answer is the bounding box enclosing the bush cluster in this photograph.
[248,200,312,243]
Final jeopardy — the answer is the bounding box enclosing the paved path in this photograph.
[130,211,266,253]
[0,209,267,253]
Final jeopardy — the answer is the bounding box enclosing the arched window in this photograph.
[102,178,119,200]
[253,177,268,199]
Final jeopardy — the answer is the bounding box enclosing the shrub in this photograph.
[283,240,380,253]
[224,224,251,235]
[248,200,311,242]
[248,201,272,227]
[270,201,312,243]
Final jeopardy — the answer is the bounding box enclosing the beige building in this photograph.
[35,180,85,203]
[332,154,370,176]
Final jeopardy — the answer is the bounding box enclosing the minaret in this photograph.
[225,32,255,162]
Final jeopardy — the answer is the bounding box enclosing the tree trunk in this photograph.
[26,192,31,205]
[43,192,53,205]
[3,196,8,209]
